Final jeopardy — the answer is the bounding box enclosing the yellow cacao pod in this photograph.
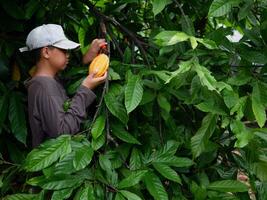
[89,54,109,77]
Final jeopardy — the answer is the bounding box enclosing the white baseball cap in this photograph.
[19,24,80,52]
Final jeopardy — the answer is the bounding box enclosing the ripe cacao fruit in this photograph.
[89,53,109,77]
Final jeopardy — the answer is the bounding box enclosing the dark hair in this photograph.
[31,48,42,63]
[31,46,56,63]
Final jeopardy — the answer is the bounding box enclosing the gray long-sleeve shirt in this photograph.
[25,76,96,147]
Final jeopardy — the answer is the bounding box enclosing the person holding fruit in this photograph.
[21,24,108,147]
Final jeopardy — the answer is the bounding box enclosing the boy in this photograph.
[20,24,107,147]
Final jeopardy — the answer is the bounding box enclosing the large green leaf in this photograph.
[230,120,253,148]
[208,180,248,192]
[111,124,141,145]
[8,92,27,145]
[4,194,38,200]
[252,82,266,128]
[91,133,106,151]
[74,184,95,200]
[191,114,217,158]
[208,0,234,17]
[73,143,94,171]
[143,172,168,200]
[51,188,74,200]
[125,74,143,114]
[120,190,142,200]
[105,91,128,124]
[153,156,194,168]
[91,115,106,139]
[0,93,8,132]
[152,0,171,16]
[24,135,71,172]
[154,31,189,46]
[152,163,181,184]
[118,170,148,189]
[27,175,82,190]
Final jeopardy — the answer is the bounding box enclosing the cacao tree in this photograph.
[1,0,267,199]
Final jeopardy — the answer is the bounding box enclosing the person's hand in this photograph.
[82,72,107,90]
[82,39,106,64]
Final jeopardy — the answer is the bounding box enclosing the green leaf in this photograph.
[74,184,95,200]
[91,115,106,139]
[4,194,38,200]
[115,193,126,200]
[191,114,217,158]
[208,180,248,192]
[157,93,171,114]
[208,0,233,17]
[154,31,189,46]
[165,59,193,84]
[1,1,25,19]
[153,163,181,184]
[252,82,266,128]
[230,120,253,148]
[118,170,148,189]
[27,175,83,190]
[254,131,267,142]
[92,133,106,151]
[125,75,143,114]
[251,162,267,181]
[99,154,112,172]
[120,190,142,200]
[111,124,141,145]
[105,91,128,124]
[152,0,170,16]
[153,156,194,168]
[130,148,142,170]
[8,92,27,144]
[51,188,74,200]
[194,62,218,91]
[24,135,71,172]
[190,37,198,49]
[25,0,39,19]
[73,144,94,171]
[143,172,168,200]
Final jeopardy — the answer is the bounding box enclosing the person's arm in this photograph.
[36,84,96,138]
[82,39,106,64]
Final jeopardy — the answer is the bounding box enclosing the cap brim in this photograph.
[19,46,30,52]
[52,39,80,50]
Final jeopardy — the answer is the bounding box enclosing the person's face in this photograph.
[42,46,70,71]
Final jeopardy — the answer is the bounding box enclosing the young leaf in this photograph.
[115,193,126,200]
[143,172,168,200]
[73,144,94,170]
[152,163,181,184]
[91,115,106,139]
[125,75,143,114]
[118,170,148,189]
[24,135,71,172]
[252,82,266,128]
[208,180,248,192]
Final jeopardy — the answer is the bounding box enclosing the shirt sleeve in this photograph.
[35,84,96,138]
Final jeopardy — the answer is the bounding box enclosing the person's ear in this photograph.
[41,47,50,59]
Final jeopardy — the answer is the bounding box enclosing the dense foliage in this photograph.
[1,0,267,199]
